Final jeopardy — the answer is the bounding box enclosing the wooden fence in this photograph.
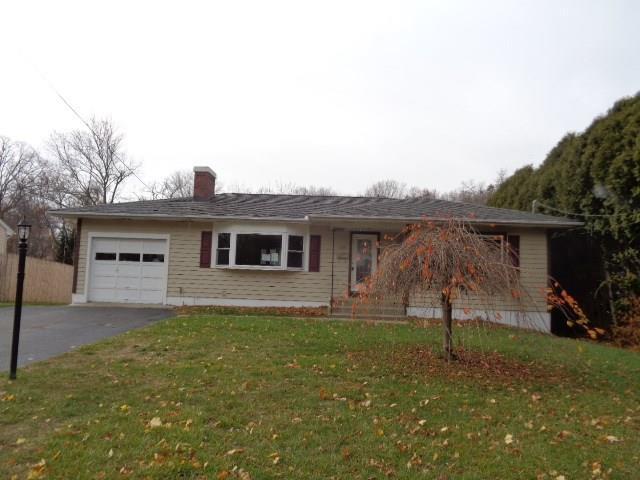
[0,254,73,304]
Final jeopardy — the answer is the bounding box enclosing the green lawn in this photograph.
[1,315,639,479]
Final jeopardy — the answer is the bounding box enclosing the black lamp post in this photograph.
[9,218,31,380]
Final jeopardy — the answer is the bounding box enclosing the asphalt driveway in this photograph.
[0,305,174,371]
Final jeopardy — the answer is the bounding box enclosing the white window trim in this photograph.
[478,233,506,262]
[211,222,310,271]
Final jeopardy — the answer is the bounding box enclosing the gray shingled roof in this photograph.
[50,193,581,227]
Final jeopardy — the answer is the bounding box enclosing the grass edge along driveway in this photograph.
[1,314,639,479]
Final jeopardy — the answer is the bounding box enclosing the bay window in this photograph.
[214,230,307,270]
[236,234,282,266]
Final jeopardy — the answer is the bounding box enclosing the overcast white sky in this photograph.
[1,0,639,196]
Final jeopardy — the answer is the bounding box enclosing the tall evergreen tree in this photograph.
[489,93,640,323]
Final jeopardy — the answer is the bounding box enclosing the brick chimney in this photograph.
[193,166,216,201]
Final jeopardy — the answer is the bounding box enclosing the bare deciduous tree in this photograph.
[0,136,41,216]
[443,170,507,205]
[48,118,139,206]
[406,186,439,199]
[145,170,195,199]
[362,170,507,204]
[363,179,408,199]
[233,182,337,196]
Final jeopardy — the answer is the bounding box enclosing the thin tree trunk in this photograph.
[441,293,453,361]
[600,240,617,327]
[604,264,617,326]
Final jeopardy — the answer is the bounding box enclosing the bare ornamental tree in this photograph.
[363,219,591,361]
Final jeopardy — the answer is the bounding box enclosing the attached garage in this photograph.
[87,236,169,304]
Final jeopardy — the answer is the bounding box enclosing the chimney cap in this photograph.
[193,166,217,178]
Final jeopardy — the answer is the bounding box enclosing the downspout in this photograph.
[72,218,82,294]
[330,228,336,314]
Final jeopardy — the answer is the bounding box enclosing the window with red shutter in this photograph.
[309,235,321,272]
[200,231,212,268]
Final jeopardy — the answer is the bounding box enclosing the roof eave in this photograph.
[48,210,312,224]
[49,210,583,228]
[306,214,583,228]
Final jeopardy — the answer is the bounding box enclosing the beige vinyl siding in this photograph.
[0,228,7,255]
[77,219,548,310]
[77,219,335,304]
[331,230,351,299]
[407,228,548,312]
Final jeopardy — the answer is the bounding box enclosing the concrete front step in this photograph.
[331,297,406,319]
[330,309,406,317]
[331,305,406,313]
[325,316,409,324]
[329,314,407,322]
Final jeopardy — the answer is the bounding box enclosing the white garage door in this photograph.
[88,237,168,304]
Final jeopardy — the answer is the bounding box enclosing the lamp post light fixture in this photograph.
[9,217,31,380]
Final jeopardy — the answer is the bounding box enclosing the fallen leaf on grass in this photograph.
[148,417,163,428]
[342,447,352,460]
[16,438,26,445]
[319,388,330,400]
[27,459,47,479]
[226,448,245,456]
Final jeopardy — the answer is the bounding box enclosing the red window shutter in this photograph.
[507,235,520,268]
[200,231,212,268]
[309,235,321,272]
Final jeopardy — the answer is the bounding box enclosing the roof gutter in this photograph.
[49,210,582,228]
[305,214,583,228]
[48,210,312,224]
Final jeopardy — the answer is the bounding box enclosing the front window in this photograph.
[216,233,230,265]
[287,235,304,268]
[236,234,282,266]
[214,230,306,270]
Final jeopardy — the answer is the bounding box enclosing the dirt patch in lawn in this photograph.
[350,345,571,387]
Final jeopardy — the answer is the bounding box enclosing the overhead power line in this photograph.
[533,199,634,219]
[21,50,151,191]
